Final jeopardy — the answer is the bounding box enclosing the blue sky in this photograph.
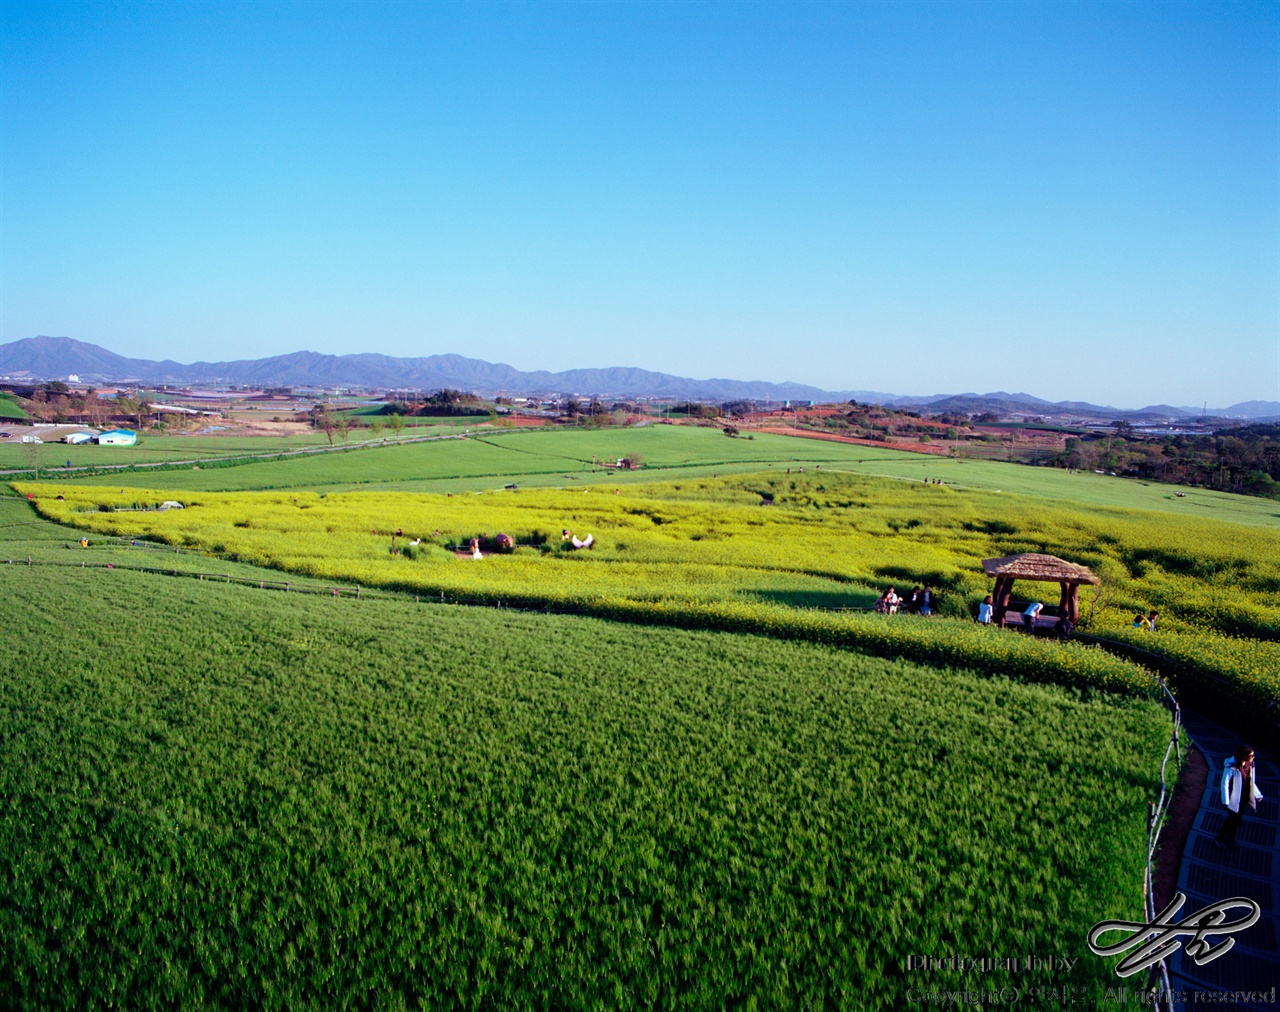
[1,1,1276,408]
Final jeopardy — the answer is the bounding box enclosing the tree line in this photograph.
[1056,424,1280,498]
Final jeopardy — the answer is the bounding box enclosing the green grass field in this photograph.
[1,564,1167,1009]
[0,423,487,472]
[0,393,29,420]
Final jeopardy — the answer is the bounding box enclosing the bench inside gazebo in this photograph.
[983,553,1100,631]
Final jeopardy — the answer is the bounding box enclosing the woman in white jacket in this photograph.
[1215,745,1263,848]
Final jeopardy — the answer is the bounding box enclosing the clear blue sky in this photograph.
[1,0,1276,408]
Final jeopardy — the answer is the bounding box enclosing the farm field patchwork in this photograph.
[0,565,1169,1008]
[6,429,1269,1007]
[28,425,1280,527]
[27,463,1280,708]
[28,465,1280,634]
[0,427,479,473]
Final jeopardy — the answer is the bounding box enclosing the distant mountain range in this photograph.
[887,392,1280,421]
[1,336,861,403]
[3,336,1278,422]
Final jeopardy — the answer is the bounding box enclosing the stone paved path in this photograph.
[1167,710,1280,1007]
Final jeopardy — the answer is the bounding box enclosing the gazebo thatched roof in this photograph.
[981,553,1100,585]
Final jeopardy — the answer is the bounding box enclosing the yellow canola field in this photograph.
[23,476,1032,609]
[24,471,1280,705]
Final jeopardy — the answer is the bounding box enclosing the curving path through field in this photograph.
[1169,710,1280,1005]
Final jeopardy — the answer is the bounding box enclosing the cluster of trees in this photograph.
[665,402,720,419]
[382,389,487,417]
[804,403,969,443]
[309,405,411,445]
[10,383,159,430]
[1055,425,1280,498]
[561,398,635,427]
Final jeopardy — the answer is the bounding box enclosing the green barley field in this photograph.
[7,423,1270,1007]
[2,564,1166,1008]
[0,420,479,471]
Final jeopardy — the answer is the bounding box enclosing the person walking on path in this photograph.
[1215,745,1263,848]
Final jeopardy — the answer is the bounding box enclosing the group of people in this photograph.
[974,595,1073,639]
[876,586,1159,644]
[466,532,515,559]
[874,584,935,616]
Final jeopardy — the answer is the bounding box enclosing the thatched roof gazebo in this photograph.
[982,553,1100,627]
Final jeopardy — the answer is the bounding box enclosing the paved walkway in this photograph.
[1167,710,1280,1006]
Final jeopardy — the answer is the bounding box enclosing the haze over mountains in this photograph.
[2,336,1277,421]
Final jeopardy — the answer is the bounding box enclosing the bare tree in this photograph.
[311,404,337,445]
[22,438,42,480]
[84,389,105,428]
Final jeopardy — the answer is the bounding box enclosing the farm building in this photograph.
[64,431,96,444]
[97,429,137,446]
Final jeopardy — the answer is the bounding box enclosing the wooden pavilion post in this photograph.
[992,576,1014,627]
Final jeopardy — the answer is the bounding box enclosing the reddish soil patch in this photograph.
[750,426,952,456]
[1153,742,1208,913]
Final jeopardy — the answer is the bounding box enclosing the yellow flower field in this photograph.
[22,469,1280,707]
